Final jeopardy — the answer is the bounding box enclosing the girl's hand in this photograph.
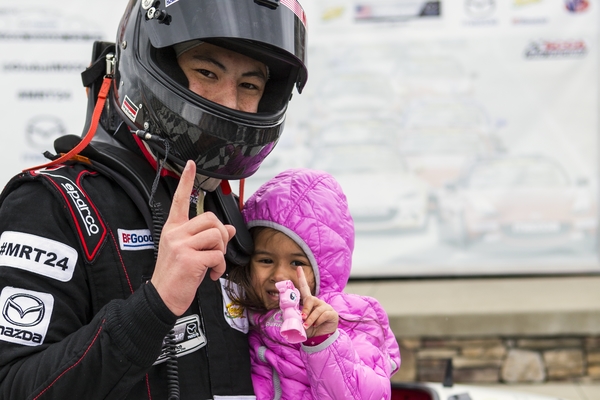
[296,267,339,338]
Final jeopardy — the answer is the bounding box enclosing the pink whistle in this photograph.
[275,280,307,343]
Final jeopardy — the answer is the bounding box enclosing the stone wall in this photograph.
[392,335,600,384]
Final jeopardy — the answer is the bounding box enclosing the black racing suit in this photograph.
[0,131,254,399]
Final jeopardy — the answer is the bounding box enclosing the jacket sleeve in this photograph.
[0,182,177,399]
[248,330,277,400]
[300,295,401,400]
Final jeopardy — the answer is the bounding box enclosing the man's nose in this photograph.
[214,83,239,110]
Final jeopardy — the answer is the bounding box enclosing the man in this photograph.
[0,0,307,398]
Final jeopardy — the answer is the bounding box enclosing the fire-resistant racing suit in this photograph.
[0,134,254,399]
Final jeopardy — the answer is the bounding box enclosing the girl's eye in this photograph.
[291,260,307,267]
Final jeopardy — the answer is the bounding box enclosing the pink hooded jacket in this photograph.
[242,168,401,400]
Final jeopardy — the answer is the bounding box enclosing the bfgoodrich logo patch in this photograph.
[118,229,154,251]
[0,287,54,346]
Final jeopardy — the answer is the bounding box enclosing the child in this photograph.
[227,168,401,399]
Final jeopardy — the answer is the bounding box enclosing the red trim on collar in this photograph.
[132,134,179,179]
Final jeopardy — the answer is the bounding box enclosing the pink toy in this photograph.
[275,280,307,343]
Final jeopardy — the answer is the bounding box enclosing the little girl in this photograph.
[227,168,401,399]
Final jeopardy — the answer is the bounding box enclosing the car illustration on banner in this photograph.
[308,116,400,148]
[310,70,398,123]
[436,154,597,252]
[309,143,430,233]
[397,98,503,207]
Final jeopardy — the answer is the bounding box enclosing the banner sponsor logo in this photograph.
[0,8,102,42]
[18,90,71,101]
[354,1,441,22]
[465,0,495,19]
[26,116,67,150]
[565,0,589,13]
[3,62,88,73]
[525,39,587,59]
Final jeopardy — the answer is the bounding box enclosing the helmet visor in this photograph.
[143,80,283,179]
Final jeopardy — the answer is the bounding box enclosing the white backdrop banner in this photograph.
[0,0,598,277]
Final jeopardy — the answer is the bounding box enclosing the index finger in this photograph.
[296,266,313,300]
[169,160,196,224]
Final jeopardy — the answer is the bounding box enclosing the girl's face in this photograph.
[251,228,316,310]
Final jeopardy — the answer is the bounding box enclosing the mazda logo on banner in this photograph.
[2,293,45,327]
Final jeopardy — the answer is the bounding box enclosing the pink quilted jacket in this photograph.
[242,168,401,400]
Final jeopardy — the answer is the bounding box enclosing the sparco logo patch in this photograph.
[0,287,54,347]
[36,169,106,262]
[118,229,154,251]
[61,182,100,236]
[0,231,77,282]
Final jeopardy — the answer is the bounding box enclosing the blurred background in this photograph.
[0,0,599,395]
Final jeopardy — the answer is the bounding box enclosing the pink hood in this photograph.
[242,168,355,296]
[242,169,400,400]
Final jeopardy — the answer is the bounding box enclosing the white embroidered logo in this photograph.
[0,287,54,346]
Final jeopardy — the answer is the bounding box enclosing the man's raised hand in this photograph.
[151,160,236,316]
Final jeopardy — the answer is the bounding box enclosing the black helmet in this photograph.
[112,0,308,179]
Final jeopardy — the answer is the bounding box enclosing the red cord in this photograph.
[23,76,113,172]
[238,178,245,211]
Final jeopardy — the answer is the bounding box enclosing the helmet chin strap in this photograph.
[23,76,113,172]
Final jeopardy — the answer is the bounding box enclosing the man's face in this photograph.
[177,43,268,113]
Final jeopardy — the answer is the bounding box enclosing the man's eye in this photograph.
[196,69,214,78]
[240,82,259,90]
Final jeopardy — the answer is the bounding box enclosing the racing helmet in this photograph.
[112,0,308,179]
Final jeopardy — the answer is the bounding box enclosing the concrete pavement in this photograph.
[481,382,600,400]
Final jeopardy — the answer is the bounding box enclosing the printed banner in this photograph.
[0,0,598,277]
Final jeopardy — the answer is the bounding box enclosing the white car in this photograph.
[392,381,564,400]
